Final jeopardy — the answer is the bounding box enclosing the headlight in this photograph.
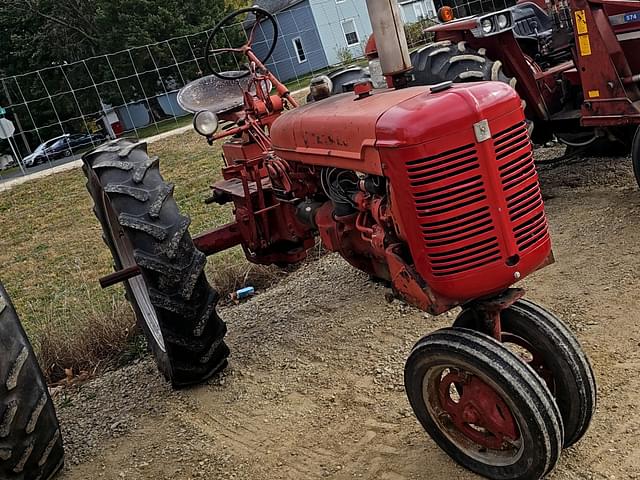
[481,18,494,34]
[497,13,509,29]
[193,110,219,136]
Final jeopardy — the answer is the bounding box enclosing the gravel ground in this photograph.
[54,144,640,479]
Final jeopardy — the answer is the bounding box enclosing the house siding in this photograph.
[308,0,373,66]
[399,0,437,23]
[252,0,329,82]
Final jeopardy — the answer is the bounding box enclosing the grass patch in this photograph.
[0,129,285,382]
[129,114,194,140]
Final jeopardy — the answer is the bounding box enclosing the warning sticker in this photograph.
[579,34,592,56]
[575,10,588,34]
[588,90,600,98]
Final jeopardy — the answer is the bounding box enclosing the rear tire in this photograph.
[0,281,64,480]
[82,139,230,388]
[632,127,640,189]
[410,40,514,86]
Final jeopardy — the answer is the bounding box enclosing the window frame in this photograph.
[413,1,426,19]
[341,18,360,47]
[292,36,307,64]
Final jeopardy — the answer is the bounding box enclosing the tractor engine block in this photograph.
[265,82,553,314]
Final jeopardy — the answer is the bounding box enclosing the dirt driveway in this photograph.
[56,148,640,480]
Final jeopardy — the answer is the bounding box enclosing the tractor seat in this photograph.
[512,2,552,39]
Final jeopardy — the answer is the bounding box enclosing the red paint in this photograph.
[193,11,554,318]
[438,371,519,449]
[425,0,640,128]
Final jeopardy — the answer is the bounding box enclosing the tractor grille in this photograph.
[408,143,501,277]
[494,121,549,253]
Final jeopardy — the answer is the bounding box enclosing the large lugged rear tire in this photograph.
[410,40,515,87]
[82,139,229,388]
[0,282,64,480]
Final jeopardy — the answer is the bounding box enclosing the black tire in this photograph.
[405,328,563,479]
[632,127,640,189]
[410,40,515,87]
[82,139,230,388]
[0,282,64,480]
[454,299,596,447]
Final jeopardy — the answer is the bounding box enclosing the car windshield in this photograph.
[32,144,46,154]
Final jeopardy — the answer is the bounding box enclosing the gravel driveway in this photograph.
[55,146,640,480]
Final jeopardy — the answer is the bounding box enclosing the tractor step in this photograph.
[213,177,272,200]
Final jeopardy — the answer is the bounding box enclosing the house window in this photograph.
[293,37,307,63]
[341,19,360,46]
[414,2,427,19]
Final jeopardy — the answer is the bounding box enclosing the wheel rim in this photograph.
[423,365,524,466]
[501,332,555,394]
[103,192,166,352]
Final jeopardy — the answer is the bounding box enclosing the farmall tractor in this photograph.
[82,1,596,478]
[403,0,640,182]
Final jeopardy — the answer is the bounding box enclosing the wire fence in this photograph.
[0,0,514,181]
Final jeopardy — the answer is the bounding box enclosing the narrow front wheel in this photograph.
[454,299,596,447]
[404,328,563,479]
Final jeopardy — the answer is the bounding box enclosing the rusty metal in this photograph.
[438,371,520,450]
[99,265,141,289]
[465,289,525,341]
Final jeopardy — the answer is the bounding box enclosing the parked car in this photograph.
[23,136,72,167]
[67,132,106,151]
[23,133,105,167]
[0,153,16,170]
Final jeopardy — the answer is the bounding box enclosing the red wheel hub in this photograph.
[438,371,519,450]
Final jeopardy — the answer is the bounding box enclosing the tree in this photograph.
[0,0,239,149]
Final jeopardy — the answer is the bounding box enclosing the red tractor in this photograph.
[405,0,640,183]
[82,3,595,478]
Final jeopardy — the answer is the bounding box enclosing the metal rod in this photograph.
[99,265,141,289]
[623,74,640,85]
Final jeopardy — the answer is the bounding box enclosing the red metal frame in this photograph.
[427,0,640,128]
[172,13,552,318]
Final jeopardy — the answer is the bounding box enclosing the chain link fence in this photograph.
[0,0,514,182]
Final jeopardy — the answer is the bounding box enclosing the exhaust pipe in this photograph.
[365,0,412,87]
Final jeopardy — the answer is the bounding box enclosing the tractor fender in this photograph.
[426,17,478,35]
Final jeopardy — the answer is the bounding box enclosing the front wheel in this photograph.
[82,139,230,387]
[405,328,563,480]
[454,299,596,447]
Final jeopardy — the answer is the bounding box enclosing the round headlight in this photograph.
[193,110,219,136]
[481,18,494,33]
[497,14,509,29]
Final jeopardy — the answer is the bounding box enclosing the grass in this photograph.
[132,114,194,140]
[0,128,285,382]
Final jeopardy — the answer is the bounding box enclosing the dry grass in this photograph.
[0,129,287,381]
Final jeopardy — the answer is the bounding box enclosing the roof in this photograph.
[252,0,306,15]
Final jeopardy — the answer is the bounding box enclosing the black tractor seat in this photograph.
[512,2,552,39]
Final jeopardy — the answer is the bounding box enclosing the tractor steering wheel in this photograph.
[206,7,279,80]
